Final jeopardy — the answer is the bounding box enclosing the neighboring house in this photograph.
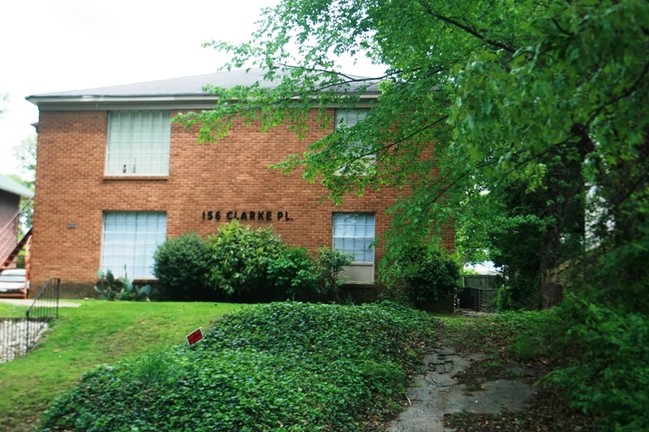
[27,69,454,297]
[0,174,33,271]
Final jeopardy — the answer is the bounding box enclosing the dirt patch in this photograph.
[453,357,539,385]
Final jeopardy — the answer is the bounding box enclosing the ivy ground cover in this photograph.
[42,302,438,431]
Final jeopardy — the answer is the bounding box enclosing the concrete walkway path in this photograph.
[0,298,81,308]
[388,348,534,432]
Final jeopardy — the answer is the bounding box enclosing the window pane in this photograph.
[335,109,369,129]
[106,111,170,175]
[101,212,167,279]
[334,109,375,175]
[332,213,375,264]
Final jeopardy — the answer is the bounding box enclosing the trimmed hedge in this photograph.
[42,302,438,432]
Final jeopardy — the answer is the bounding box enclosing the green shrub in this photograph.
[125,349,182,386]
[207,221,288,301]
[542,300,649,431]
[42,302,439,432]
[498,309,565,362]
[94,269,152,301]
[495,273,541,311]
[207,221,319,302]
[312,248,354,301]
[153,233,211,300]
[153,224,348,303]
[93,269,119,301]
[266,245,318,299]
[383,245,461,311]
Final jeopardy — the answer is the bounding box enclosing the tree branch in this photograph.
[377,115,449,158]
[418,1,516,53]
[588,60,649,124]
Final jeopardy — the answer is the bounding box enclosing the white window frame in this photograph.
[106,111,171,176]
[101,212,167,280]
[332,212,376,284]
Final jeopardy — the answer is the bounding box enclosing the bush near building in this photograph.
[153,222,352,303]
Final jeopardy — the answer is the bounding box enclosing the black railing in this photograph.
[26,277,60,322]
[25,278,60,347]
[0,278,60,363]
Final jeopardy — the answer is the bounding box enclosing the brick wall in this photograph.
[31,108,454,297]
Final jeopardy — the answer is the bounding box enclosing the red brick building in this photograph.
[27,69,453,298]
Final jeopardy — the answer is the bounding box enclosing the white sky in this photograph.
[0,0,382,178]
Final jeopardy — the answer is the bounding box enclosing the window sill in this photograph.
[103,175,169,181]
[342,264,375,284]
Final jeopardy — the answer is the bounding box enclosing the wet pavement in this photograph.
[388,348,535,432]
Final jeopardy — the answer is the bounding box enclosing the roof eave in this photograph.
[26,93,380,111]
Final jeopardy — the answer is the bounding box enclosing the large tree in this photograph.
[182,0,649,310]
[12,134,37,190]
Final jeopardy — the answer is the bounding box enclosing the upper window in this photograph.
[335,109,369,130]
[334,109,375,174]
[101,212,167,279]
[332,213,375,264]
[106,111,171,176]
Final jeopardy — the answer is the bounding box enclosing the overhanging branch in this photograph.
[418,1,516,54]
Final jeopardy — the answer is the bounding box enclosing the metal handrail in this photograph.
[0,278,60,363]
[24,278,61,352]
[26,277,60,322]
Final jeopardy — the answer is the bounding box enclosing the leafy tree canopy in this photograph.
[181,0,649,309]
[11,134,37,190]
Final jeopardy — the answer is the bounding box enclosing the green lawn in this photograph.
[0,300,244,432]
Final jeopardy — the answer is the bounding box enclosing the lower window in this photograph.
[332,213,375,283]
[101,212,167,279]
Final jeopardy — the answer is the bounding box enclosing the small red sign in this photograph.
[186,328,203,345]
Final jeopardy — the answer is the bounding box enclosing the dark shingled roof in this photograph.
[27,68,380,103]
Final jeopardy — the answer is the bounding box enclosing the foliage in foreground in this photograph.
[449,299,649,432]
[471,299,649,432]
[492,296,649,432]
[541,299,649,432]
[42,302,438,432]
